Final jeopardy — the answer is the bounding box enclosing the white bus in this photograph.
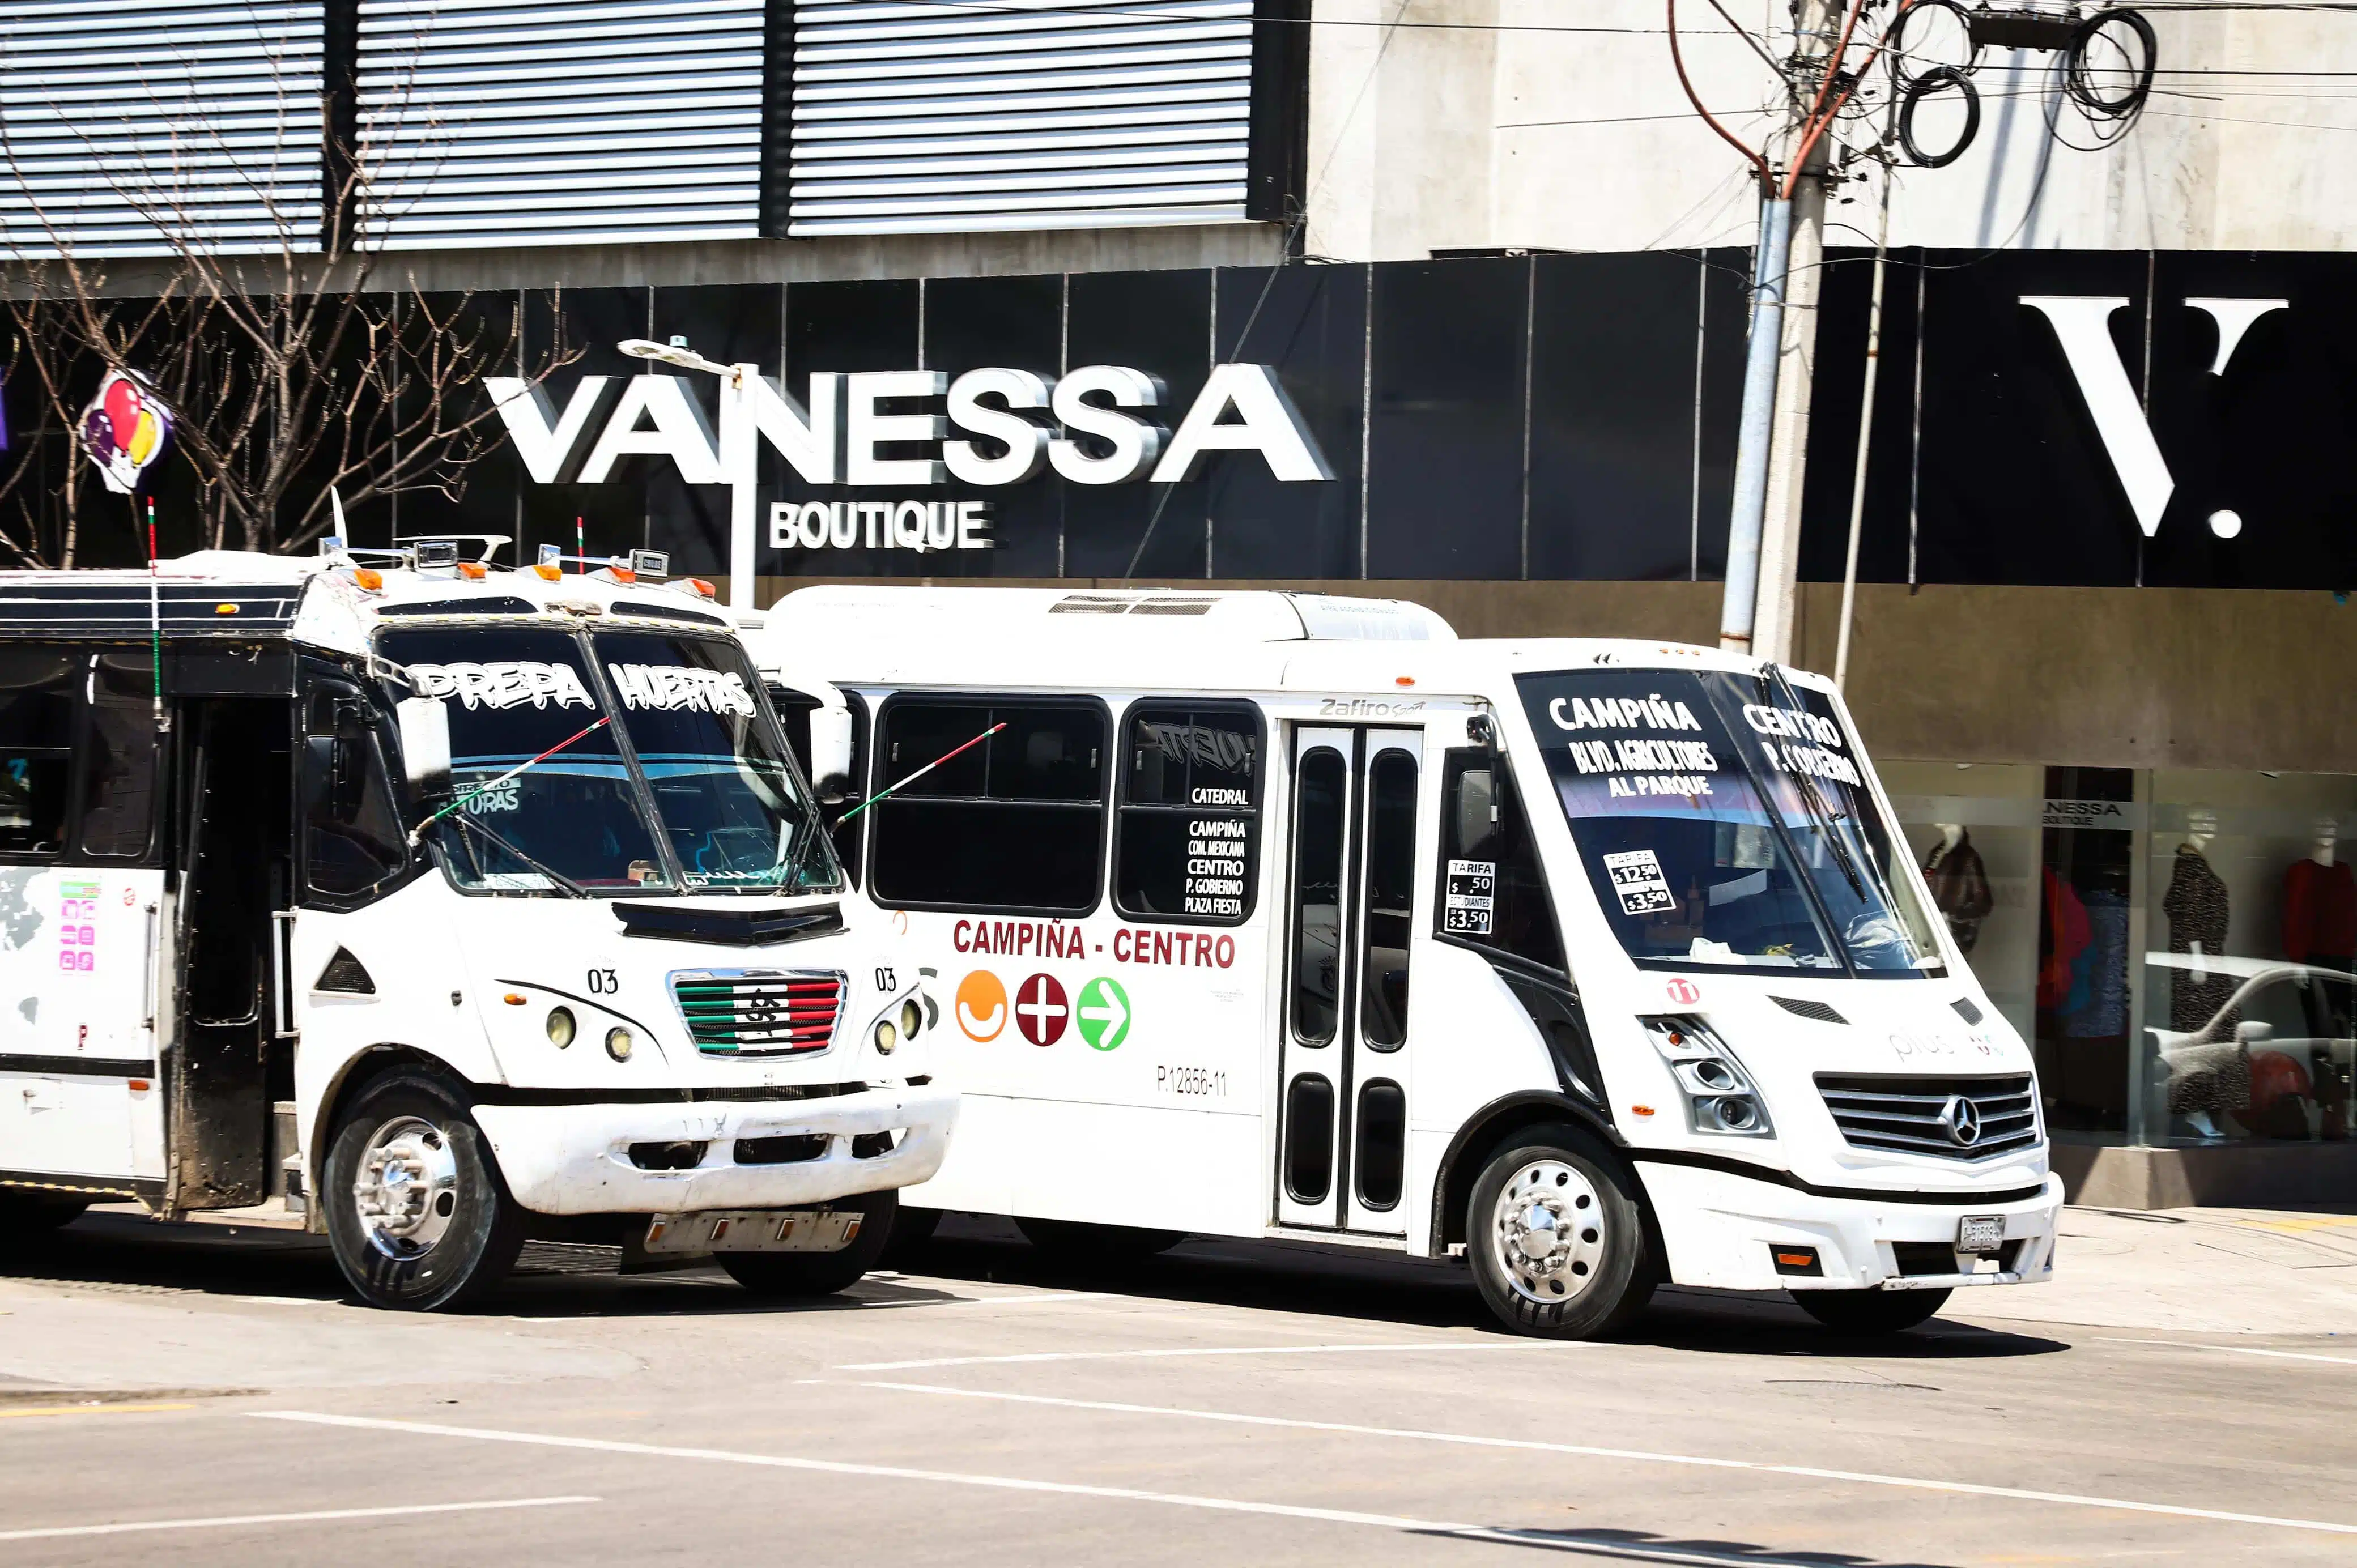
[0,546,951,1309]
[754,586,2060,1339]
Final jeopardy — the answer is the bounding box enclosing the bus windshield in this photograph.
[1516,667,1943,977]
[379,625,837,896]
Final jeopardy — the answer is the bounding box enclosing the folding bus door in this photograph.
[1275,726,1422,1235]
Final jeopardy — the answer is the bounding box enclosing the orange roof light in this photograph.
[1395,676,1415,687]
[457,561,487,580]
[533,563,562,581]
[351,568,383,591]
[605,566,636,585]
[686,578,716,599]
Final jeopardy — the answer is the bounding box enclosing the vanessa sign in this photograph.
[487,360,1332,603]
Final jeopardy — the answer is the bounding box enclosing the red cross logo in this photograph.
[1014,973,1069,1046]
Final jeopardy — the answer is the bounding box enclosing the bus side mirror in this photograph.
[809,706,854,797]
[397,697,453,799]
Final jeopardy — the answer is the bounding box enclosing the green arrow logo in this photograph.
[1075,976,1130,1051]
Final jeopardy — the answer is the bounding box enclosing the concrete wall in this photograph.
[747,575,2357,776]
[1303,0,2357,258]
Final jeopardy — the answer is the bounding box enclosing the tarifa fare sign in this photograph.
[487,361,1333,607]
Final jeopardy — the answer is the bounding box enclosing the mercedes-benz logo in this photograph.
[1938,1094,1983,1147]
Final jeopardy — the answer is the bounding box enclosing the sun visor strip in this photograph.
[611,901,845,947]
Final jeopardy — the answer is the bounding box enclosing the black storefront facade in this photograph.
[445,247,2357,1207]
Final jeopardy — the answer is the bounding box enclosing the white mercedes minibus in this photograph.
[754,586,2060,1339]
[0,546,951,1309]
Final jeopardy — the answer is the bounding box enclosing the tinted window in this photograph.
[304,684,409,898]
[78,654,160,858]
[1361,748,1416,1047]
[1290,747,1345,1044]
[1114,705,1260,924]
[595,632,836,892]
[0,647,78,856]
[869,700,1104,914]
[1438,750,1565,973]
[380,627,669,894]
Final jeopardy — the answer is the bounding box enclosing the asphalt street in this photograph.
[2,1208,2352,1567]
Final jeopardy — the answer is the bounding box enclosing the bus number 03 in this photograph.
[587,968,619,994]
[875,967,896,992]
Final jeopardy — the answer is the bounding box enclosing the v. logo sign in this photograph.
[2022,295,2287,539]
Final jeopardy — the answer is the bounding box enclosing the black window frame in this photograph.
[866,691,1111,918]
[0,640,168,870]
[1432,746,1568,980]
[768,682,871,888]
[1111,698,1266,928]
[297,666,419,911]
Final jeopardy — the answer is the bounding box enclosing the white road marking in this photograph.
[835,1339,1593,1371]
[0,1495,598,1543]
[2101,1337,2357,1366]
[840,1380,2357,1539]
[234,1413,1904,1566]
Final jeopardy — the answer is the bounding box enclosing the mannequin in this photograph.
[2163,807,2243,1136]
[1922,823,1993,953]
[2283,815,2356,968]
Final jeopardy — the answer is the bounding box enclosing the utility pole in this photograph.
[1714,0,1842,660]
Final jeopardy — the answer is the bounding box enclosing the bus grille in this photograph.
[669,969,845,1056]
[1814,1074,2039,1161]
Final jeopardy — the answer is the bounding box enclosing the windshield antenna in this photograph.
[409,715,612,845]
[836,722,1007,827]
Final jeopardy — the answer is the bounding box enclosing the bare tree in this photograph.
[0,2,580,565]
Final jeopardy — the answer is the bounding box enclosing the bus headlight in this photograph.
[873,1019,897,1055]
[1643,1016,1773,1139]
[900,998,922,1039]
[546,1007,576,1048]
[605,1026,634,1062]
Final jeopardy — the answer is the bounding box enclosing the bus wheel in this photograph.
[0,1192,87,1235]
[720,1188,896,1297]
[1467,1126,1654,1339]
[324,1071,524,1312]
[878,1202,942,1267]
[1015,1216,1186,1262]
[1795,1288,1950,1335]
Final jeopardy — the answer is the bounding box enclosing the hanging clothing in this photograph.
[2038,867,2091,1012]
[2064,888,2131,1038]
[2163,845,2236,1033]
[1924,832,1994,954]
[2282,856,2357,968]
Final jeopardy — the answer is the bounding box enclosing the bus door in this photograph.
[1275,725,1421,1234]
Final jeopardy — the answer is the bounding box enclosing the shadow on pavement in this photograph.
[1433,1524,1960,1566]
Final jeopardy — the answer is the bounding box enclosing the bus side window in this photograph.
[1113,704,1261,925]
[767,683,869,887]
[303,687,409,901]
[0,647,79,857]
[869,698,1104,914]
[1439,750,1565,973]
[76,654,160,858]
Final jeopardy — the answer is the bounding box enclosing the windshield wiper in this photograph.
[1757,664,1869,902]
[443,811,590,898]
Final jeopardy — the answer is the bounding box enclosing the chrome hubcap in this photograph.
[352,1116,460,1259]
[1492,1159,1605,1306]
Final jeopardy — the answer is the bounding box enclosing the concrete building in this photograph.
[4,0,2355,1204]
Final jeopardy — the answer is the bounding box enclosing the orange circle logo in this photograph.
[955,969,1007,1041]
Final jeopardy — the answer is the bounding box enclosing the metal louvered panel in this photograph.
[789,0,1250,236]
[0,0,322,259]
[354,0,765,249]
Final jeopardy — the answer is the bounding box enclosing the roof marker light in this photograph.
[534,563,562,581]
[457,561,487,580]
[1395,675,1414,687]
[351,568,382,591]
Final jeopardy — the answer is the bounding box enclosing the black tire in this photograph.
[878,1202,942,1268]
[719,1187,896,1296]
[1466,1124,1656,1339]
[1794,1287,1951,1335]
[322,1070,525,1311]
[0,1192,88,1235]
[1015,1216,1186,1261]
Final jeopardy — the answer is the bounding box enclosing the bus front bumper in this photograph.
[1637,1158,2064,1293]
[473,1083,958,1216]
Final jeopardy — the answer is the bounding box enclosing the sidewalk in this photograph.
[1948,1205,2357,1336]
